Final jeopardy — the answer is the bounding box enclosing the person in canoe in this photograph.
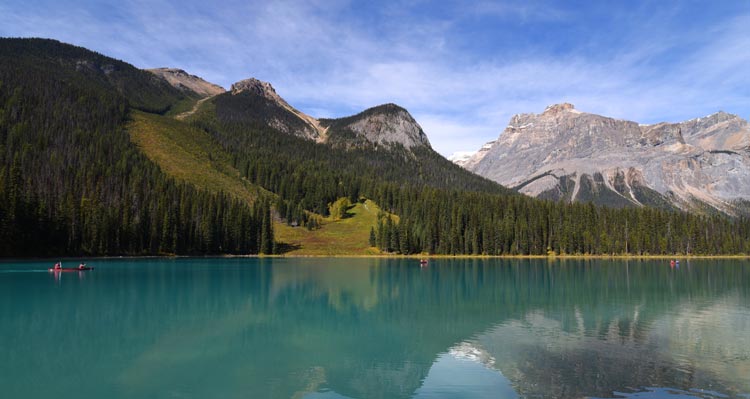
[78,262,87,270]
[53,262,62,270]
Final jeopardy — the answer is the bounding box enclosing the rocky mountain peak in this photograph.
[148,67,225,97]
[230,78,278,98]
[462,104,750,215]
[543,103,578,115]
[228,77,328,142]
[365,103,408,115]
[324,103,432,150]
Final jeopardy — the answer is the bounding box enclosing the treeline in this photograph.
[371,189,750,255]
[195,96,750,255]
[0,38,272,256]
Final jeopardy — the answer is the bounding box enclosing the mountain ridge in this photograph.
[148,67,225,97]
[227,78,432,151]
[462,103,750,214]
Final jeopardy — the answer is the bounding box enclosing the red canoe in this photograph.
[49,267,94,272]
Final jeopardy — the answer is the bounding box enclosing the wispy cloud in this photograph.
[1,0,748,156]
[469,0,570,22]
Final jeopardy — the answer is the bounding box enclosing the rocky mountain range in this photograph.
[459,103,750,215]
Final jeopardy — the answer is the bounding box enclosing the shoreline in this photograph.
[2,254,749,262]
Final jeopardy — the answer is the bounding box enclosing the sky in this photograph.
[2,0,749,156]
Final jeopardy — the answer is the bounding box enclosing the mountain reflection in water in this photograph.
[0,258,748,399]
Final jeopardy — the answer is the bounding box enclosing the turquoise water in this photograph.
[1,258,749,398]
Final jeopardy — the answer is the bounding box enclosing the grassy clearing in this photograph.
[275,199,383,256]
[127,110,265,204]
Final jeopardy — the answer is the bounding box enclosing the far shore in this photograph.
[2,254,749,262]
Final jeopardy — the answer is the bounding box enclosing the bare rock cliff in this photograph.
[463,104,750,214]
[323,104,431,150]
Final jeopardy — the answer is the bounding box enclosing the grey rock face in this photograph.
[230,78,277,97]
[148,67,225,97]
[464,104,750,215]
[328,104,432,150]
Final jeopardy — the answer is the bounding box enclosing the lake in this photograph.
[1,258,748,398]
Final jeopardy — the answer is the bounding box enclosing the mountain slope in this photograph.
[127,110,265,203]
[464,103,750,215]
[0,38,191,114]
[128,106,388,256]
[0,38,272,256]
[147,67,225,97]
[223,78,328,141]
[205,78,509,198]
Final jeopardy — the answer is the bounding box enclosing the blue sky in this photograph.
[2,0,749,156]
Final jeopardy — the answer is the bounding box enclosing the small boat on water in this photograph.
[49,267,94,272]
[49,262,94,272]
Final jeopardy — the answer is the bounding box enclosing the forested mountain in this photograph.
[1,38,748,257]
[0,38,273,256]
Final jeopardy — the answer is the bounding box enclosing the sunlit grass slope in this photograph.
[275,200,383,256]
[129,109,382,255]
[127,110,264,204]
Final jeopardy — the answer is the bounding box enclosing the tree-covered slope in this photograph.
[0,38,192,113]
[208,91,511,197]
[127,110,266,204]
[0,38,272,256]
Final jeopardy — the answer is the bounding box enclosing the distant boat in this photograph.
[49,267,94,272]
[419,259,428,266]
[49,262,94,272]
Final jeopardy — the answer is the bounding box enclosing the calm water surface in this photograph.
[1,258,748,398]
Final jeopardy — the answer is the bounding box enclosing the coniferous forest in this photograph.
[0,39,273,256]
[1,38,749,257]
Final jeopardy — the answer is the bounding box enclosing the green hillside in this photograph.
[0,38,272,256]
[128,110,264,204]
